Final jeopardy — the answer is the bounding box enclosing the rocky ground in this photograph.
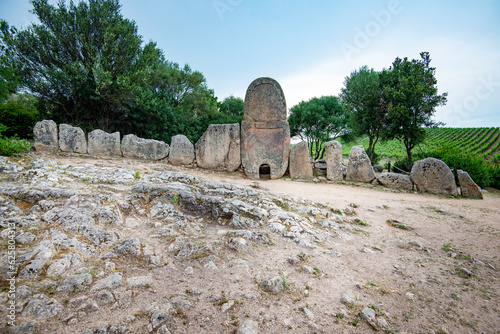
[0,152,499,334]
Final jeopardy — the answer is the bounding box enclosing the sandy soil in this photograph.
[11,154,500,333]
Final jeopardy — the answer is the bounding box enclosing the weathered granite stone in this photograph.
[195,123,241,171]
[410,158,458,196]
[59,124,87,154]
[377,172,414,192]
[169,135,194,165]
[289,141,313,180]
[260,276,284,294]
[21,294,62,319]
[237,320,259,334]
[121,134,169,160]
[324,140,343,181]
[57,274,92,292]
[346,146,375,182]
[241,77,290,180]
[457,169,483,199]
[91,273,122,292]
[34,120,58,152]
[47,252,83,277]
[87,129,121,157]
[127,275,153,288]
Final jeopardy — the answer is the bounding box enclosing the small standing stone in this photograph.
[169,134,195,165]
[87,129,121,157]
[195,123,241,171]
[324,140,343,181]
[289,141,313,180]
[59,124,87,154]
[34,120,58,152]
[346,146,375,182]
[457,169,483,199]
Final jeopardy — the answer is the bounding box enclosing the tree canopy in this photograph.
[380,51,448,167]
[288,96,348,160]
[0,0,235,144]
[340,65,385,161]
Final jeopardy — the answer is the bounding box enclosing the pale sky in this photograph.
[1,0,500,127]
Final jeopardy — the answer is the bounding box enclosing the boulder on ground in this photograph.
[457,170,483,199]
[289,141,313,180]
[87,129,121,157]
[169,135,195,165]
[324,140,343,181]
[377,172,414,192]
[58,124,87,154]
[410,158,458,196]
[346,146,375,182]
[34,120,58,152]
[195,124,240,171]
[121,134,169,160]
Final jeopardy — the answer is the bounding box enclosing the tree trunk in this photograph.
[368,137,374,161]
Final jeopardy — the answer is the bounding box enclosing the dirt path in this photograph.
[45,154,500,333]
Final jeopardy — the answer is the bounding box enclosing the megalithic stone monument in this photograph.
[241,77,290,180]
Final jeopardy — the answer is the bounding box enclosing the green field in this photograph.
[339,127,500,163]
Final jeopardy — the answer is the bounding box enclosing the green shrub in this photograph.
[0,124,32,156]
[0,100,39,139]
[394,147,497,189]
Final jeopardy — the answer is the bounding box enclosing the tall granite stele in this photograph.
[241,77,290,180]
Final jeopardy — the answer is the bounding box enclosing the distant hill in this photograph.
[339,127,500,163]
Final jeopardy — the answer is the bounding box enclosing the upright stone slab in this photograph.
[346,145,375,182]
[34,120,58,152]
[121,134,169,160]
[410,158,458,196]
[58,124,87,154]
[289,141,313,180]
[241,77,290,180]
[169,134,194,165]
[324,140,343,181]
[87,129,121,157]
[195,123,240,171]
[457,169,483,199]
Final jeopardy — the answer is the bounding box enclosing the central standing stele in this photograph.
[241,77,291,180]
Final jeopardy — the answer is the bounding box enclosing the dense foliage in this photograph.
[288,96,349,160]
[1,0,237,144]
[379,52,448,166]
[0,99,39,138]
[0,124,32,156]
[340,66,384,162]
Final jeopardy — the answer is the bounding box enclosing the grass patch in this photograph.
[386,219,413,230]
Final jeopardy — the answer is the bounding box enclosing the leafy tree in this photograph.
[340,65,385,162]
[218,95,244,119]
[1,0,220,144]
[0,21,19,101]
[2,0,145,131]
[288,96,349,160]
[380,52,447,167]
[0,100,39,138]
